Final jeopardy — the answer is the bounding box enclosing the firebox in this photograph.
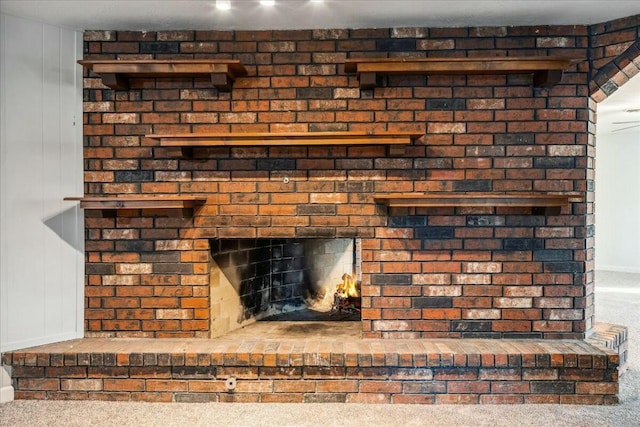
[209,238,361,337]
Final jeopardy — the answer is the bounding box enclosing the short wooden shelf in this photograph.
[147,131,421,156]
[344,56,582,89]
[64,195,206,210]
[78,59,248,91]
[374,193,583,215]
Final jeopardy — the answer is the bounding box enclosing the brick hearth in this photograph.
[2,335,619,404]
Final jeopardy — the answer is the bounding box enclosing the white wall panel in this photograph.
[595,128,640,273]
[0,14,84,352]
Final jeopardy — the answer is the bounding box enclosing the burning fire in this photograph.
[309,272,360,313]
[331,273,360,315]
[335,273,359,298]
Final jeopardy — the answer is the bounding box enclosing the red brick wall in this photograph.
[81,21,631,339]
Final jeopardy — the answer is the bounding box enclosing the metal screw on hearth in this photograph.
[225,377,237,392]
[283,176,290,184]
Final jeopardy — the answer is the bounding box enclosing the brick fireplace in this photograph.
[4,14,639,403]
[79,24,599,341]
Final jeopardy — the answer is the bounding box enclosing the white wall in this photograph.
[595,128,640,273]
[0,14,84,355]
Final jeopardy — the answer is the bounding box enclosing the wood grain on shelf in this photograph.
[146,131,422,147]
[78,59,247,91]
[345,56,582,89]
[64,195,206,210]
[373,193,583,209]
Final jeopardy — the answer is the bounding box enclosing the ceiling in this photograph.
[2,0,639,134]
[2,0,640,31]
[598,76,640,135]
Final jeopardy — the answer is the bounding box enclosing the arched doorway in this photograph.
[595,76,640,273]
[591,46,640,386]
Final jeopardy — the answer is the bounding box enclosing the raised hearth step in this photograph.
[2,336,620,404]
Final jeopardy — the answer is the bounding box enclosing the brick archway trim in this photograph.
[590,40,640,102]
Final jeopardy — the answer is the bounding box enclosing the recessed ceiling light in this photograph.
[260,0,276,5]
[216,0,231,10]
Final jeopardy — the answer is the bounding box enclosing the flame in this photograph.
[336,273,359,298]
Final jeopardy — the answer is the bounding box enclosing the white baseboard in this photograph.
[0,385,14,403]
[596,265,640,274]
[0,366,14,403]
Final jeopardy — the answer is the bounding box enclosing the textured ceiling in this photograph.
[1,0,640,31]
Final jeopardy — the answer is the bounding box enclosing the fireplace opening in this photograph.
[209,238,361,338]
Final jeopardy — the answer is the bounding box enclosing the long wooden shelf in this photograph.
[374,193,583,215]
[64,195,206,210]
[345,56,582,89]
[78,59,247,91]
[146,131,422,147]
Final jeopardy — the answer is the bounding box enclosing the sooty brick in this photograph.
[371,274,412,286]
[530,381,575,394]
[140,42,180,54]
[257,159,296,170]
[336,181,375,193]
[115,171,153,182]
[503,238,544,251]
[296,205,336,215]
[461,332,502,338]
[467,216,506,227]
[172,366,217,379]
[533,250,573,261]
[296,227,336,238]
[86,264,115,275]
[505,216,545,227]
[534,157,575,169]
[494,133,534,145]
[451,321,492,332]
[297,88,333,99]
[453,180,492,192]
[426,99,466,110]
[600,80,619,96]
[376,39,416,51]
[544,262,585,273]
[413,297,454,308]
[116,241,154,252]
[416,227,455,239]
[388,216,428,228]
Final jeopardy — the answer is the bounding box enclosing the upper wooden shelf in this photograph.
[374,193,583,215]
[344,56,582,89]
[146,131,422,148]
[64,195,206,210]
[78,59,248,92]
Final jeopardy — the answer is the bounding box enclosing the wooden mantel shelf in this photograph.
[344,56,582,89]
[146,131,422,147]
[78,59,247,91]
[64,195,206,210]
[374,193,583,215]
